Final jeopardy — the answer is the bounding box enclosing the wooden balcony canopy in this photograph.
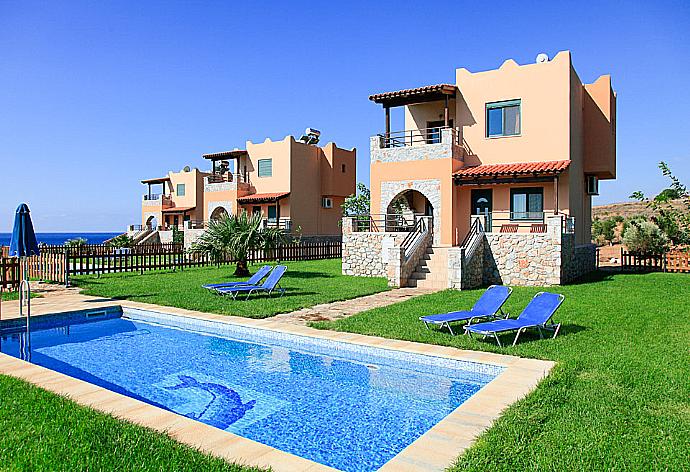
[370,84,458,135]
[237,192,290,204]
[202,150,248,161]
[141,177,171,185]
[369,84,457,108]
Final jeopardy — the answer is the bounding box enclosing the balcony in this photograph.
[204,173,252,192]
[370,127,470,164]
[142,194,173,208]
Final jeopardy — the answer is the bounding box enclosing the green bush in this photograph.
[622,220,668,254]
[64,237,87,247]
[107,234,133,249]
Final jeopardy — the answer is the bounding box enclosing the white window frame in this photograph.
[321,197,333,209]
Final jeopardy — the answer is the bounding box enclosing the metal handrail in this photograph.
[379,126,461,148]
[401,217,430,260]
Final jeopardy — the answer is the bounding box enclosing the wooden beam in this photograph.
[385,106,391,137]
[444,95,449,128]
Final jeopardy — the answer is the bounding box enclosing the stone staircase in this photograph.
[407,247,449,289]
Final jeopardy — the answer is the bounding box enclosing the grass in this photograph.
[1,290,40,301]
[311,272,690,471]
[0,374,263,471]
[72,258,389,319]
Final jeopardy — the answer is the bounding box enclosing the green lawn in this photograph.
[1,290,40,301]
[0,374,262,471]
[72,259,389,319]
[312,272,690,471]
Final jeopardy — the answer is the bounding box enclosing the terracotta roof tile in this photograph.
[369,84,457,103]
[454,160,571,178]
[237,192,290,203]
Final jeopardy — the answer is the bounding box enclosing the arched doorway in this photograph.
[210,206,229,221]
[386,189,433,231]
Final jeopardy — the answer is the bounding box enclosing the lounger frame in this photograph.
[420,285,513,335]
[465,292,564,347]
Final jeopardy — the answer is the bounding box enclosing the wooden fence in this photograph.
[620,249,690,273]
[0,257,20,289]
[0,241,342,288]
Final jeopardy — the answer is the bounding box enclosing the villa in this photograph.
[135,132,356,245]
[343,51,616,288]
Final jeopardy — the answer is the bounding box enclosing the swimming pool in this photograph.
[0,308,503,471]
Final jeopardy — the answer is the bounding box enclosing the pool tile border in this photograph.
[0,301,555,472]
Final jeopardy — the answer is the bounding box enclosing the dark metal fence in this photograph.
[0,241,342,288]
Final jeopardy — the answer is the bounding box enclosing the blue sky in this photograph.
[1,0,688,232]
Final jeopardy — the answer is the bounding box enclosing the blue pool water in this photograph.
[0,308,501,471]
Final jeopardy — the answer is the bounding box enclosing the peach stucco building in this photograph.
[138,135,356,242]
[343,51,616,288]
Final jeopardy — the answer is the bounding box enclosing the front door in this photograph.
[471,189,493,228]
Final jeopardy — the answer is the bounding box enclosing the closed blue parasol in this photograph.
[7,203,38,359]
[9,203,40,257]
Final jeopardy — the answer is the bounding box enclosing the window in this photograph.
[176,183,185,196]
[341,164,346,173]
[257,159,272,177]
[486,100,521,137]
[510,188,543,220]
[586,175,599,195]
[322,197,333,209]
[267,205,277,222]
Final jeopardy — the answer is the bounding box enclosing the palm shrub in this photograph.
[191,211,287,276]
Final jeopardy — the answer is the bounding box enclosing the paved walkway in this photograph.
[274,287,436,324]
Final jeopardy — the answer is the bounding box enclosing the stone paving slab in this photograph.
[274,287,436,324]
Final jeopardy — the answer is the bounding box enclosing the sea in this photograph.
[0,233,120,247]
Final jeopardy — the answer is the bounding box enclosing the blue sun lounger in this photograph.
[216,265,287,300]
[465,291,564,347]
[202,265,272,291]
[419,285,512,335]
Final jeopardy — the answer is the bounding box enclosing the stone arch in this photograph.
[144,213,158,230]
[381,179,441,244]
[210,206,229,221]
[207,201,232,221]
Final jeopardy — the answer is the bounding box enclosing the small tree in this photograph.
[341,182,370,216]
[631,162,690,245]
[622,220,669,255]
[191,211,287,276]
[172,226,184,245]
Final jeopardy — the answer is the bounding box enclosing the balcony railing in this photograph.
[142,194,173,206]
[473,211,575,234]
[349,213,419,233]
[263,218,292,231]
[378,126,464,148]
[205,173,252,186]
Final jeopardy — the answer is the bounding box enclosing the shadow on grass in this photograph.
[469,323,588,347]
[284,271,336,280]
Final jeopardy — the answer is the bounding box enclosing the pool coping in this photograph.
[0,302,555,472]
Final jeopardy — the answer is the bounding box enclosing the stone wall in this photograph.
[483,233,562,286]
[184,228,205,249]
[386,231,432,287]
[158,230,174,244]
[562,241,596,282]
[341,231,407,278]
